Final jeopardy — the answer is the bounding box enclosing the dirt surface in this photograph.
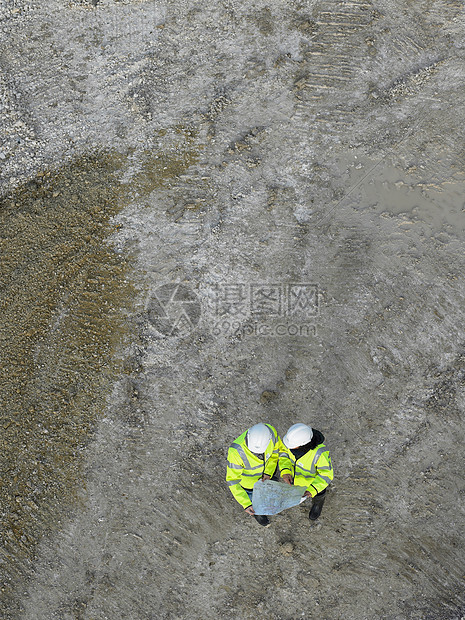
[1,0,464,618]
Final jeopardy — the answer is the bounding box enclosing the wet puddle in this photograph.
[337,156,465,234]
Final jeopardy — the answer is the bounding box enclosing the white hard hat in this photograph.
[283,423,313,449]
[247,423,272,453]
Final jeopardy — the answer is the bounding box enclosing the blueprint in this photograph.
[252,479,309,515]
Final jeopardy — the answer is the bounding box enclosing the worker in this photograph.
[226,422,284,527]
[279,423,333,520]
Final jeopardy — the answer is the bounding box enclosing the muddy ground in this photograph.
[0,0,464,618]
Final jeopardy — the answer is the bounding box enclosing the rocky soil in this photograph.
[0,0,464,618]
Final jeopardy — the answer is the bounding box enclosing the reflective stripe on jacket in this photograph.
[279,443,333,497]
[226,424,281,509]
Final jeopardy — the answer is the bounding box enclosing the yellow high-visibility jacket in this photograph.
[279,430,333,497]
[226,424,284,509]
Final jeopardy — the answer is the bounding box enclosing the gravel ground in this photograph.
[1,0,464,618]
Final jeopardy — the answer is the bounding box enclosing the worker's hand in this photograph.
[244,505,255,516]
[303,491,312,498]
[262,474,271,481]
[282,474,293,485]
